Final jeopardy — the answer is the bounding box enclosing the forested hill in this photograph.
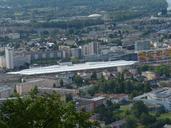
[0,0,168,11]
[0,0,168,21]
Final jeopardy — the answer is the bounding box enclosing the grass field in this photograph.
[117,104,132,118]
[159,112,171,120]
[120,104,131,111]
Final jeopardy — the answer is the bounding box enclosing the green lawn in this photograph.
[159,112,171,120]
[120,104,131,111]
[117,104,132,118]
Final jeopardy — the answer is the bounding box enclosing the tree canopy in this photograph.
[0,92,98,128]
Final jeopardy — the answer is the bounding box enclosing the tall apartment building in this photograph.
[31,51,61,60]
[14,53,31,67]
[59,45,71,58]
[0,47,31,70]
[71,48,81,58]
[0,56,6,68]
[5,47,14,69]
[135,40,150,52]
[82,42,99,56]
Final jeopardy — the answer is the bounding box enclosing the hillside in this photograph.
[0,0,168,11]
[0,0,168,22]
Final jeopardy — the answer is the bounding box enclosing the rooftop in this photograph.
[75,96,106,106]
[88,13,102,18]
[96,93,128,99]
[153,88,171,98]
[8,60,137,76]
[134,88,171,102]
[91,96,105,101]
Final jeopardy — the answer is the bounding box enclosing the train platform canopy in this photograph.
[8,60,137,76]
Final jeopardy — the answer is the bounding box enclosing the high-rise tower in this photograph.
[5,47,14,69]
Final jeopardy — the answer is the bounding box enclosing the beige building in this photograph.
[0,56,6,68]
[76,97,106,112]
[142,71,158,80]
[16,79,58,95]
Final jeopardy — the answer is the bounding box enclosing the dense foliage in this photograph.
[138,64,171,77]
[0,0,167,27]
[95,101,120,124]
[0,92,98,128]
[125,101,169,128]
[87,73,151,98]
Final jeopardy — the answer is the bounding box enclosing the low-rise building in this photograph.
[38,87,79,96]
[56,72,74,85]
[134,88,171,111]
[75,96,106,112]
[0,86,12,98]
[2,33,20,39]
[142,71,158,81]
[135,40,151,52]
[16,78,58,95]
[96,93,129,104]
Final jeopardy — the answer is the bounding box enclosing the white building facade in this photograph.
[5,47,14,69]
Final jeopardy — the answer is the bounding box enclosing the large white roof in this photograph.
[88,13,102,18]
[8,60,137,76]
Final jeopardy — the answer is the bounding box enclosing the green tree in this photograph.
[125,116,137,128]
[95,101,120,125]
[0,93,98,128]
[60,79,64,87]
[91,72,97,80]
[0,120,9,128]
[140,113,156,125]
[155,65,170,77]
[131,101,148,117]
[73,75,83,87]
